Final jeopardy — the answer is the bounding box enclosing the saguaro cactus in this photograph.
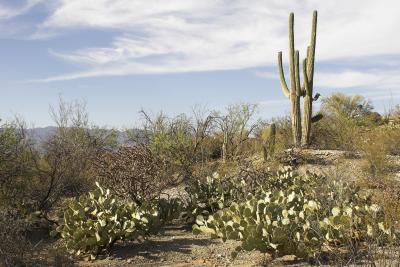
[278,13,302,146]
[277,11,320,147]
[302,11,320,146]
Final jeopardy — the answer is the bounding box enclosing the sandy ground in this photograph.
[76,224,309,267]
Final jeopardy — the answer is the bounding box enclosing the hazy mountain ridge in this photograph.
[27,127,143,144]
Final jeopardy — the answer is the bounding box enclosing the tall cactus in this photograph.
[302,11,319,146]
[277,11,320,147]
[278,13,302,146]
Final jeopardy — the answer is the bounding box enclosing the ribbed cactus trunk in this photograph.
[277,11,319,148]
[302,11,317,146]
[278,13,302,147]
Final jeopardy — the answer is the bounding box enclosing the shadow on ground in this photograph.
[106,225,218,262]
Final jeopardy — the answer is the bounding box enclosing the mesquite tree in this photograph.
[277,11,321,147]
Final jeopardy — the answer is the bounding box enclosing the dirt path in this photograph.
[77,224,308,267]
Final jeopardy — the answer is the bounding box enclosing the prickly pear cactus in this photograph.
[57,183,158,259]
[185,172,247,222]
[194,168,393,259]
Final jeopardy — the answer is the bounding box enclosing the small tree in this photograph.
[33,97,117,213]
[321,93,373,121]
[215,103,259,162]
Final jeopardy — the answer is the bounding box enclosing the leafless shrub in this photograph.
[92,145,175,204]
[33,98,117,213]
[128,107,216,180]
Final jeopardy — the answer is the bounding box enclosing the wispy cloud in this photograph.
[0,0,43,20]
[20,0,400,82]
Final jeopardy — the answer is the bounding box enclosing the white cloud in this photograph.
[27,0,400,81]
[315,69,400,91]
[315,71,382,89]
[0,0,42,20]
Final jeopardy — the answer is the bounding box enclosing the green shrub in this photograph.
[194,168,393,260]
[57,183,158,259]
[312,93,379,150]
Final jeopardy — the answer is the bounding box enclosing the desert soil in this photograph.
[77,224,306,267]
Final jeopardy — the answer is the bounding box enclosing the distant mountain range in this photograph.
[27,127,143,145]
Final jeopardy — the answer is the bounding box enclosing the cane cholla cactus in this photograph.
[261,123,276,161]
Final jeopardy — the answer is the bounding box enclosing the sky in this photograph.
[0,0,399,129]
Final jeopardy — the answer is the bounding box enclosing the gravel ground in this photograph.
[77,224,309,267]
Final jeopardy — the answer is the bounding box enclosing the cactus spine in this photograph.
[277,11,319,147]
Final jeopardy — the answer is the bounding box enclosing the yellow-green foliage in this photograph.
[313,93,377,150]
[261,123,276,161]
[194,168,393,259]
[57,183,158,259]
[355,124,400,177]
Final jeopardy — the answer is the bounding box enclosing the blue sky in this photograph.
[0,0,399,128]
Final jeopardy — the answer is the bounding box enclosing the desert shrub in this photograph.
[271,116,292,151]
[35,99,118,213]
[0,211,32,266]
[355,123,400,178]
[129,108,215,180]
[57,183,158,260]
[356,128,390,177]
[254,116,291,156]
[380,123,400,155]
[312,93,379,150]
[194,168,393,261]
[311,115,358,150]
[92,145,174,204]
[214,103,259,162]
[1,100,116,219]
[0,120,38,214]
[364,175,400,231]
